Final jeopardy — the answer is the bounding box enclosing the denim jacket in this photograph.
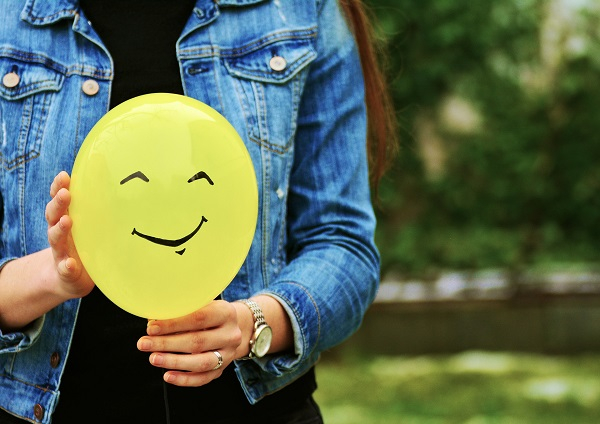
[0,0,379,422]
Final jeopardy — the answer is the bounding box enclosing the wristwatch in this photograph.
[238,299,273,359]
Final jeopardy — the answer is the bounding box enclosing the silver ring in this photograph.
[212,350,223,370]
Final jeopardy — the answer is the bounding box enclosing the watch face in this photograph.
[253,325,273,357]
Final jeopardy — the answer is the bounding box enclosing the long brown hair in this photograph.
[339,0,398,187]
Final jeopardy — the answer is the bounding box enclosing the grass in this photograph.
[314,351,600,423]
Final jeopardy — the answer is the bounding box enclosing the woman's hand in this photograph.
[0,171,97,331]
[45,171,94,299]
[137,300,251,387]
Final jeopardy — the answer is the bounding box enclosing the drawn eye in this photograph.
[188,171,214,185]
[120,171,149,185]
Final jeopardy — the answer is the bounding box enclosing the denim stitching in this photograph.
[271,281,321,359]
[261,144,271,288]
[276,143,295,268]
[4,93,51,171]
[0,81,61,99]
[211,56,226,116]
[248,134,291,155]
[7,352,16,375]
[32,93,51,159]
[22,7,78,25]
[255,80,271,287]
[290,72,304,142]
[274,182,289,275]
[178,27,317,59]
[17,143,26,254]
[4,97,34,171]
[0,372,56,393]
[17,97,33,162]
[230,47,314,154]
[73,78,84,162]
[231,72,255,138]
[245,79,294,154]
[221,29,317,57]
[226,48,315,83]
[0,48,112,80]
[254,81,269,143]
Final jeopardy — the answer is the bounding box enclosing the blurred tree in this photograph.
[369,0,600,277]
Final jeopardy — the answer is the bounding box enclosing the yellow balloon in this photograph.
[70,94,258,319]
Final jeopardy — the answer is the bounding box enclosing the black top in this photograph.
[0,1,316,423]
[83,0,195,109]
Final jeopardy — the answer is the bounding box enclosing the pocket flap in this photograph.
[223,37,316,84]
[0,57,64,100]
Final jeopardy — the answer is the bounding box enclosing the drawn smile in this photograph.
[132,216,208,255]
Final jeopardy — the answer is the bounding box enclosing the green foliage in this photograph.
[315,352,600,423]
[370,0,600,275]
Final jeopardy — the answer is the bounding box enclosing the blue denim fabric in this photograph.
[0,0,379,421]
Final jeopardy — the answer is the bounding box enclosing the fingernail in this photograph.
[164,373,175,383]
[147,325,160,336]
[151,353,164,365]
[138,339,152,350]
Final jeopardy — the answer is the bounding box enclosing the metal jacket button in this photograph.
[2,72,20,88]
[33,403,44,421]
[50,351,60,368]
[269,56,287,72]
[82,79,99,96]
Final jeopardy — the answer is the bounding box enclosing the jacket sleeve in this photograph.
[255,0,380,372]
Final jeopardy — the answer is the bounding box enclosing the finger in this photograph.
[56,256,83,282]
[138,328,235,354]
[147,301,232,336]
[45,188,71,227]
[50,171,70,198]
[47,215,72,252]
[163,369,223,387]
[149,350,225,373]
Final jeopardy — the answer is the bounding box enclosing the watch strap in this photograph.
[240,299,266,329]
[237,299,269,359]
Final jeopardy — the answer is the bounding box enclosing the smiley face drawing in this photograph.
[70,94,258,319]
[123,169,213,256]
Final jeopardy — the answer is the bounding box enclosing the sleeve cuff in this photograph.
[239,281,319,376]
[0,315,45,353]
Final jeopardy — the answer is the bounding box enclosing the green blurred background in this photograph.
[315,0,600,422]
[374,0,599,275]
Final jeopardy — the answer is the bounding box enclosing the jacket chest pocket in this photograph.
[0,57,64,171]
[223,36,316,155]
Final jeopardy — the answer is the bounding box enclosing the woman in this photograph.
[0,0,395,422]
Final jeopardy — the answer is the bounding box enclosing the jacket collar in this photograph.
[181,0,268,39]
[20,0,78,25]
